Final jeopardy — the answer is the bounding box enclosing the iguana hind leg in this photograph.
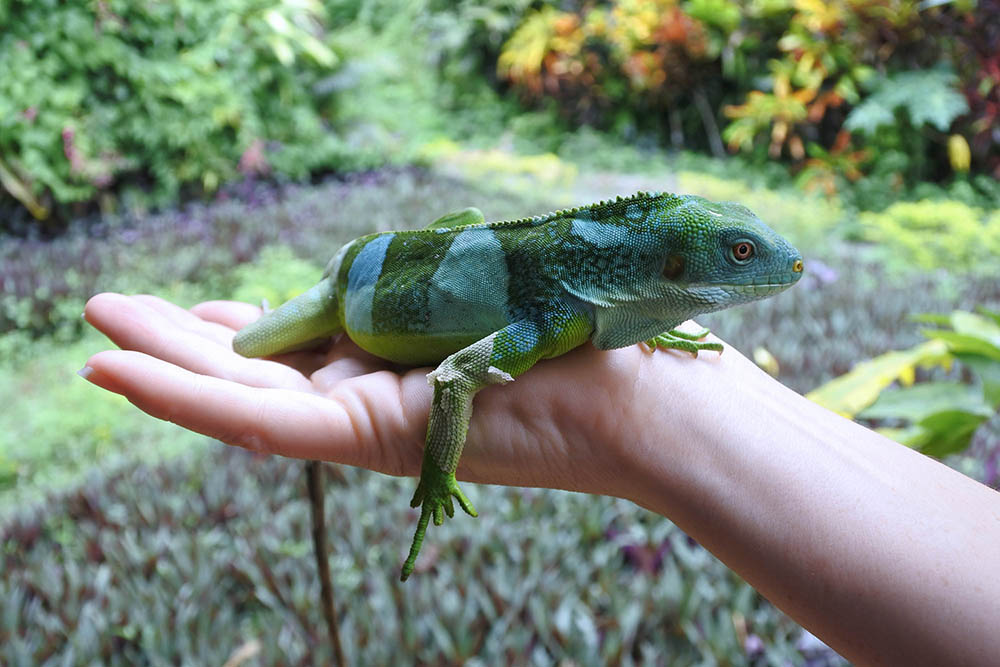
[399,332,506,581]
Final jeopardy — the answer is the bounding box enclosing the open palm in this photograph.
[82,292,662,498]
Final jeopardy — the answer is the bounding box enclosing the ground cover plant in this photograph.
[1,446,849,665]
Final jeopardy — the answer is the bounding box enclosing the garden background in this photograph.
[2,0,999,664]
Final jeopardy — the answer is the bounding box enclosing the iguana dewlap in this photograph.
[232,192,804,579]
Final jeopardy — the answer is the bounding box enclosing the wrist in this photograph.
[616,343,778,511]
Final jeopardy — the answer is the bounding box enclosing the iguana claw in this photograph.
[400,461,477,581]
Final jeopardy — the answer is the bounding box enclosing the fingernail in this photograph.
[77,366,94,380]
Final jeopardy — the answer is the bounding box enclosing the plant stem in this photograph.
[306,460,345,665]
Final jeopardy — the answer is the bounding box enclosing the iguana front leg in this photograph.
[645,327,724,357]
[400,309,592,580]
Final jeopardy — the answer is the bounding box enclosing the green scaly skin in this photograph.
[232,193,804,580]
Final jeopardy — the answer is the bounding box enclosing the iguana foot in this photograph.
[400,461,477,581]
[645,328,724,357]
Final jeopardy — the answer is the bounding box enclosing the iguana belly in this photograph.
[345,329,491,366]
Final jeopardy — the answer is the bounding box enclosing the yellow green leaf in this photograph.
[948,134,971,173]
[805,339,949,417]
[0,156,48,220]
[752,346,780,377]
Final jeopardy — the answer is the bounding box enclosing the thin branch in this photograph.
[306,460,345,666]
[694,87,726,158]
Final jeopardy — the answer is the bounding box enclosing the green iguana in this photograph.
[232,192,804,580]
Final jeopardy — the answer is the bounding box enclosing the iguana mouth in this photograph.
[693,279,797,292]
[729,282,796,295]
[684,279,797,304]
[725,270,803,293]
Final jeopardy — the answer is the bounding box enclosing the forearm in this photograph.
[626,348,1000,665]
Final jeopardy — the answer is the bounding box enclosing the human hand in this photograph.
[81,293,717,499]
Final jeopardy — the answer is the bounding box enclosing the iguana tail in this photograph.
[232,278,342,357]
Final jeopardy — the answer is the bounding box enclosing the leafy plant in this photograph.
[490,0,997,197]
[1,445,845,665]
[0,0,362,228]
[797,130,869,196]
[845,68,969,137]
[808,309,1000,458]
[498,0,726,151]
[723,57,825,160]
[843,66,969,183]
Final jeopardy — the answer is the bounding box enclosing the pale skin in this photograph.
[81,292,1000,666]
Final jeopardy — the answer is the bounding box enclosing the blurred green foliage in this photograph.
[231,245,322,308]
[5,0,999,229]
[857,199,1000,273]
[0,0,370,229]
[809,309,1000,459]
[845,68,968,138]
[498,0,1000,201]
[0,333,207,507]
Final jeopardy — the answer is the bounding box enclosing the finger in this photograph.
[309,335,399,392]
[84,293,312,391]
[123,294,244,349]
[196,298,397,386]
[132,294,241,347]
[191,300,265,331]
[86,293,227,352]
[81,349,424,473]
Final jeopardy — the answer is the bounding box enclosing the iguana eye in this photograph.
[662,254,685,280]
[731,241,755,263]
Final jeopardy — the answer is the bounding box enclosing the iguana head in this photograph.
[559,192,805,349]
[655,195,803,310]
[564,192,803,308]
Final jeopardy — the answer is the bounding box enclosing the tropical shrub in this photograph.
[0,0,364,229]
[497,0,996,196]
[842,67,969,184]
[857,199,1000,273]
[499,0,728,152]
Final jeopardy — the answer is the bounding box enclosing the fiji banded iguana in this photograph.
[232,192,804,580]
